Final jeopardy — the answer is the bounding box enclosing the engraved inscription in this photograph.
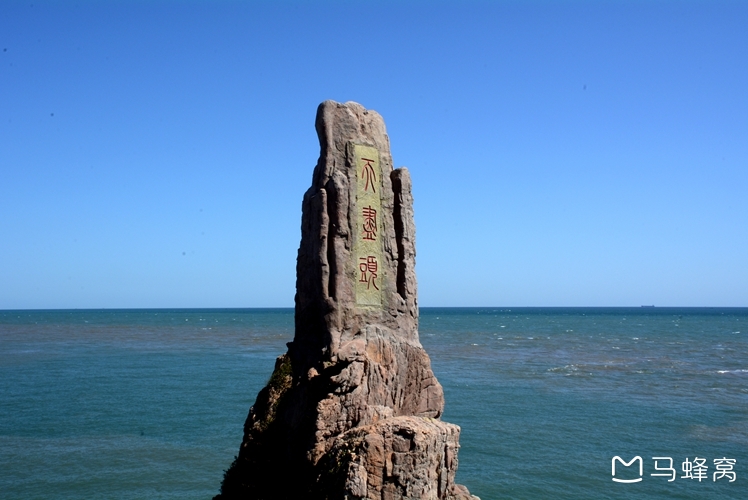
[360,158,377,193]
[361,206,377,241]
[359,256,379,290]
[353,145,383,307]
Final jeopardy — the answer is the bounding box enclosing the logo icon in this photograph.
[612,456,643,483]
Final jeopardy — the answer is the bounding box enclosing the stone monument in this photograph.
[215,101,477,500]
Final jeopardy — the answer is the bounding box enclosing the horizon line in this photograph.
[2,305,747,312]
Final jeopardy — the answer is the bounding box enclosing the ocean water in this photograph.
[0,308,745,499]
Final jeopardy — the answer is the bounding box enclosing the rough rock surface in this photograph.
[215,101,477,500]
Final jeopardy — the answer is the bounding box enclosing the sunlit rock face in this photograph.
[215,101,476,500]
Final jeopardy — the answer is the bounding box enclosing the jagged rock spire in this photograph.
[216,101,476,500]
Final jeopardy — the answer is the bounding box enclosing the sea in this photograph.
[1,307,745,499]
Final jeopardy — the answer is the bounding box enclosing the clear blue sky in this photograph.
[1,0,746,308]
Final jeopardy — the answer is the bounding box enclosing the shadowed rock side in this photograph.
[215,101,477,500]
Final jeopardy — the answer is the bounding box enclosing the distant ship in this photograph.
[641,305,655,308]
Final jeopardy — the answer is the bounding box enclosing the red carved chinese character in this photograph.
[359,255,379,290]
[362,206,377,241]
[361,158,376,193]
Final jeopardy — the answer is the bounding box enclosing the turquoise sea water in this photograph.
[1,308,746,499]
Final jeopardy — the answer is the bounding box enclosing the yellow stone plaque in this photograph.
[353,144,383,307]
